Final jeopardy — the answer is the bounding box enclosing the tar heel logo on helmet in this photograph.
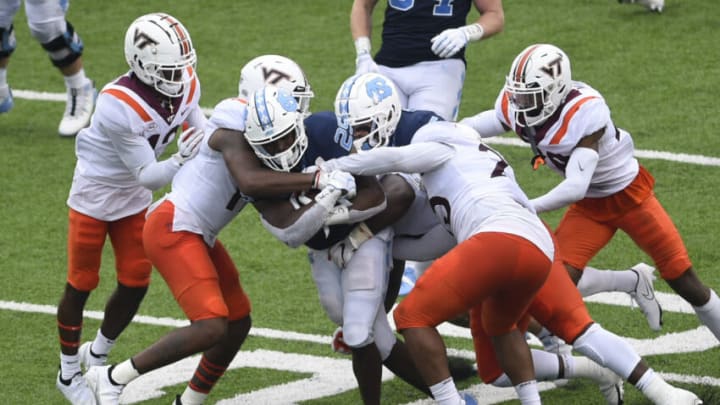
[254,87,299,135]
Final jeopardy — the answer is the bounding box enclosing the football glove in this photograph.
[314,170,357,199]
[327,222,374,268]
[430,23,484,59]
[355,53,379,75]
[172,126,203,165]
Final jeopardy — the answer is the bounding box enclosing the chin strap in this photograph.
[522,126,546,170]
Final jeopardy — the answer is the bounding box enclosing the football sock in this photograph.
[694,289,720,341]
[515,380,541,404]
[59,353,81,381]
[429,377,463,403]
[111,359,140,385]
[91,329,116,357]
[577,267,638,296]
[188,355,228,395]
[179,386,207,405]
[0,68,7,87]
[64,68,89,89]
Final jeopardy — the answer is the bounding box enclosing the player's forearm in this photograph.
[473,0,505,39]
[323,143,453,176]
[350,0,376,40]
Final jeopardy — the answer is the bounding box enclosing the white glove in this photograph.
[355,53,379,75]
[172,126,203,165]
[430,23,484,59]
[313,170,357,199]
[327,222,374,267]
[324,198,354,226]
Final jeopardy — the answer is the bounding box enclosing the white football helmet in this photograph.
[124,13,197,97]
[244,85,308,172]
[504,44,572,127]
[238,54,314,116]
[334,72,401,151]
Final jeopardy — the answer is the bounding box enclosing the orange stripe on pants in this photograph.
[143,201,251,321]
[67,208,151,291]
[394,232,551,337]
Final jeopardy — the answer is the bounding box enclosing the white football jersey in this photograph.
[68,71,203,220]
[494,81,638,198]
[411,122,554,260]
[161,97,250,246]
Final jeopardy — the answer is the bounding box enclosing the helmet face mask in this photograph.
[334,73,401,151]
[244,86,308,172]
[124,13,196,98]
[504,44,572,127]
[238,55,314,116]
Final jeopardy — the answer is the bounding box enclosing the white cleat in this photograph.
[620,0,664,12]
[85,365,123,405]
[630,263,663,331]
[662,387,703,404]
[594,367,624,405]
[0,84,13,113]
[56,369,98,405]
[58,80,96,137]
[78,342,107,371]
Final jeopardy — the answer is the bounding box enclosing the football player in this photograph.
[82,55,351,405]
[321,119,704,405]
[460,43,720,343]
[0,0,96,136]
[55,12,205,405]
[245,85,447,404]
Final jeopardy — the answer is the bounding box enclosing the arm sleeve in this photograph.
[322,142,454,176]
[459,109,507,138]
[101,104,181,191]
[260,202,330,248]
[530,147,599,213]
[325,197,388,226]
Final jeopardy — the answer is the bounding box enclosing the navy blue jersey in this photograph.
[301,111,356,250]
[375,0,472,67]
[391,109,443,146]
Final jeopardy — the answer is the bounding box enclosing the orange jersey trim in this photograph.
[549,96,599,145]
[103,88,152,122]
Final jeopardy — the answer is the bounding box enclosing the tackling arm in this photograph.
[530,130,602,213]
[459,109,509,138]
[321,142,454,177]
[210,128,317,198]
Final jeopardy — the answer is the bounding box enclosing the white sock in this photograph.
[59,353,81,380]
[0,68,7,87]
[636,368,674,403]
[111,359,140,385]
[531,349,562,380]
[577,267,638,296]
[515,380,541,404]
[180,386,208,405]
[64,69,89,89]
[572,323,639,379]
[91,329,116,356]
[429,377,463,404]
[693,289,720,340]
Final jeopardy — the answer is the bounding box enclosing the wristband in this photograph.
[355,36,372,56]
[462,23,484,42]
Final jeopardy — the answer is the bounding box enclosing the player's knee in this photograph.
[374,327,396,360]
[34,20,83,67]
[68,268,100,292]
[571,323,604,364]
[342,322,374,348]
[0,25,17,58]
[116,259,152,288]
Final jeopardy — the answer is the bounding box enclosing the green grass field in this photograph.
[1,0,719,404]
